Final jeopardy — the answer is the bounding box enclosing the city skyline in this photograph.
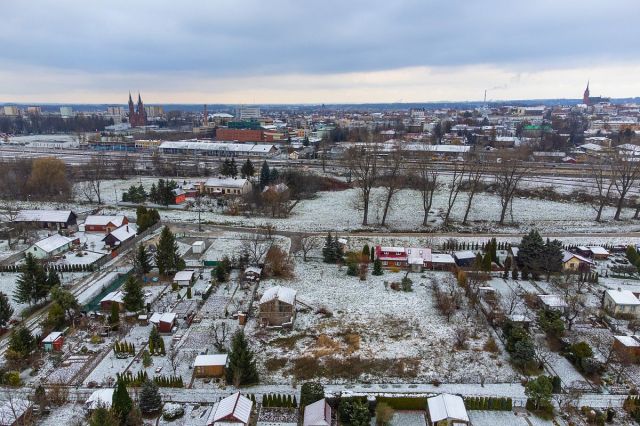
[1,0,639,103]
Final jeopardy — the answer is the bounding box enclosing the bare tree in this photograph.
[82,155,108,204]
[563,293,585,331]
[416,152,439,226]
[242,226,275,265]
[589,157,614,222]
[493,158,528,225]
[379,145,405,226]
[462,156,485,225]
[168,345,182,375]
[503,288,522,316]
[299,236,319,262]
[611,152,640,220]
[443,161,466,227]
[345,140,379,226]
[211,321,230,351]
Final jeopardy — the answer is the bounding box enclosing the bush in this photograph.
[376,397,427,410]
[162,403,184,420]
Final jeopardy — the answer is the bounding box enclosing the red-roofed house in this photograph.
[374,245,432,271]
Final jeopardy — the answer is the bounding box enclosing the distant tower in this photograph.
[583,81,590,105]
[128,92,135,120]
[128,92,147,127]
[203,104,208,126]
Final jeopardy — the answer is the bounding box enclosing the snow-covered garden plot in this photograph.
[247,261,517,385]
[157,403,212,426]
[38,403,86,426]
[45,354,92,385]
[74,177,161,205]
[200,231,291,262]
[468,410,555,426]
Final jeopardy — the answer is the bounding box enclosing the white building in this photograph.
[28,234,76,259]
[426,393,470,425]
[604,289,640,317]
[207,392,253,425]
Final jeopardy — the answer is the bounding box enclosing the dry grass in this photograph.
[265,357,288,372]
[289,356,421,381]
[270,333,311,350]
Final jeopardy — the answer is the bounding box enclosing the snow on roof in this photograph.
[174,270,195,282]
[101,290,124,304]
[453,250,476,260]
[303,398,331,426]
[538,294,568,308]
[605,289,640,306]
[380,246,406,253]
[427,393,469,422]
[578,143,604,151]
[193,240,205,246]
[104,224,137,243]
[245,266,262,275]
[432,253,456,264]
[84,215,126,227]
[149,312,162,324]
[34,234,74,253]
[615,335,640,347]
[14,209,74,223]
[204,177,250,188]
[42,331,63,343]
[260,286,297,305]
[587,246,609,255]
[406,247,432,264]
[160,312,177,324]
[193,354,228,367]
[208,392,253,424]
[86,389,114,410]
[562,250,593,264]
[159,140,275,154]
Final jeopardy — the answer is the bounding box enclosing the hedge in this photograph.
[464,396,512,411]
[376,396,428,410]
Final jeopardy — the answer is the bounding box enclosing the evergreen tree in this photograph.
[155,226,181,275]
[46,268,61,289]
[241,159,255,178]
[260,161,271,189]
[111,378,133,422]
[541,238,563,280]
[134,244,152,275]
[372,259,383,276]
[322,232,335,263]
[517,230,546,279]
[122,276,145,312]
[0,292,14,328]
[503,257,512,279]
[88,406,118,426]
[220,159,232,177]
[7,326,36,358]
[226,330,259,386]
[333,235,343,261]
[109,302,120,326]
[362,244,370,258]
[300,382,324,408]
[230,158,238,178]
[149,326,162,355]
[186,287,192,299]
[482,252,492,272]
[149,184,158,204]
[46,302,66,329]
[14,253,46,305]
[139,379,162,414]
[270,168,279,183]
[347,263,358,276]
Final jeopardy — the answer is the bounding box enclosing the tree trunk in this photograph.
[381,191,393,226]
[462,193,475,225]
[595,201,605,222]
[614,195,625,220]
[362,192,370,226]
[499,202,509,225]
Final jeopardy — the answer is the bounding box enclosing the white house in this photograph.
[28,234,76,259]
[206,392,253,425]
[201,177,252,196]
[604,289,640,317]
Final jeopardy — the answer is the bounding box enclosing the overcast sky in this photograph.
[1,0,639,104]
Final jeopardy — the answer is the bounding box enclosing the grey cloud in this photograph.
[0,0,638,78]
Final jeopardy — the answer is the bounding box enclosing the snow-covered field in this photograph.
[247,260,517,385]
[94,186,640,235]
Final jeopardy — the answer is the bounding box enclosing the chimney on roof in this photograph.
[126,225,129,232]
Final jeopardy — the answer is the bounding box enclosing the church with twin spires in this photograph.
[128,92,147,127]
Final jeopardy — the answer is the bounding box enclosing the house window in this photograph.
[383,261,388,266]
[396,261,401,266]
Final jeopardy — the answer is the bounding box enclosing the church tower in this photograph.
[583,81,590,105]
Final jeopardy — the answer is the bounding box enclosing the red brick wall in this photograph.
[216,128,263,142]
